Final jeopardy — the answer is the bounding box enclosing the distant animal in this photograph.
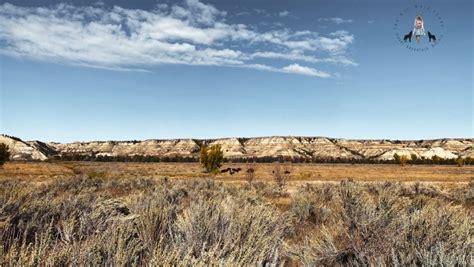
[230,168,241,175]
[221,167,242,175]
[428,31,436,42]
[246,168,255,174]
[403,31,412,42]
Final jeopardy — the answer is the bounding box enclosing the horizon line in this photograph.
[2,133,473,144]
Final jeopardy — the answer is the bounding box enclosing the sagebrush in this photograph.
[0,176,472,266]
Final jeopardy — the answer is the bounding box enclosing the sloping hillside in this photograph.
[1,134,472,161]
[0,135,50,161]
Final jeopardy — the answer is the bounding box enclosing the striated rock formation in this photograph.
[49,139,200,158]
[0,135,50,161]
[0,134,472,161]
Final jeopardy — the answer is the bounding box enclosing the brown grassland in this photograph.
[1,161,473,183]
[0,162,472,266]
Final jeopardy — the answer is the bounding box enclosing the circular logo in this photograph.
[393,4,445,52]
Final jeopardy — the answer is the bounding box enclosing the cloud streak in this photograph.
[319,17,354,24]
[0,1,356,78]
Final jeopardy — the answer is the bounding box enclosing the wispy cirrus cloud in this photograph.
[0,1,356,78]
[251,51,358,66]
[319,17,354,24]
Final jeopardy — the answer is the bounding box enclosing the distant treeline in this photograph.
[55,154,473,165]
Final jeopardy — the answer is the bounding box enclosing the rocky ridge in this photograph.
[1,134,472,161]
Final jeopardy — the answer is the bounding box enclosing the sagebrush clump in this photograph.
[0,175,472,266]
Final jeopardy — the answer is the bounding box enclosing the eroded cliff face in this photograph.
[49,139,201,157]
[0,135,50,161]
[1,134,473,161]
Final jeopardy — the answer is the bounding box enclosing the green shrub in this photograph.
[455,156,464,167]
[199,144,224,173]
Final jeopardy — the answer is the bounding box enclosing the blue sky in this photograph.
[0,0,472,142]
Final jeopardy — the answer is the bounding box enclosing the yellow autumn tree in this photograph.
[200,144,224,173]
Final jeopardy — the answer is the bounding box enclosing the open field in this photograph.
[1,162,473,184]
[0,162,473,265]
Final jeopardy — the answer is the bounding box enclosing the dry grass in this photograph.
[0,162,472,265]
[288,180,473,266]
[0,171,472,266]
[1,162,473,183]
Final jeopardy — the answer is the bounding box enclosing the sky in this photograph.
[0,0,472,142]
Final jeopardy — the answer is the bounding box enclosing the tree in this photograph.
[400,155,408,166]
[394,153,408,166]
[465,157,473,165]
[455,156,464,167]
[199,144,209,168]
[432,155,442,164]
[199,144,224,173]
[0,143,10,166]
[393,153,400,164]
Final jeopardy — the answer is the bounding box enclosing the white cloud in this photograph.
[279,11,290,17]
[235,11,251,16]
[0,2,357,78]
[251,51,357,66]
[245,63,330,78]
[251,29,353,53]
[319,17,354,24]
[171,0,226,26]
[253,8,266,14]
[282,64,331,78]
